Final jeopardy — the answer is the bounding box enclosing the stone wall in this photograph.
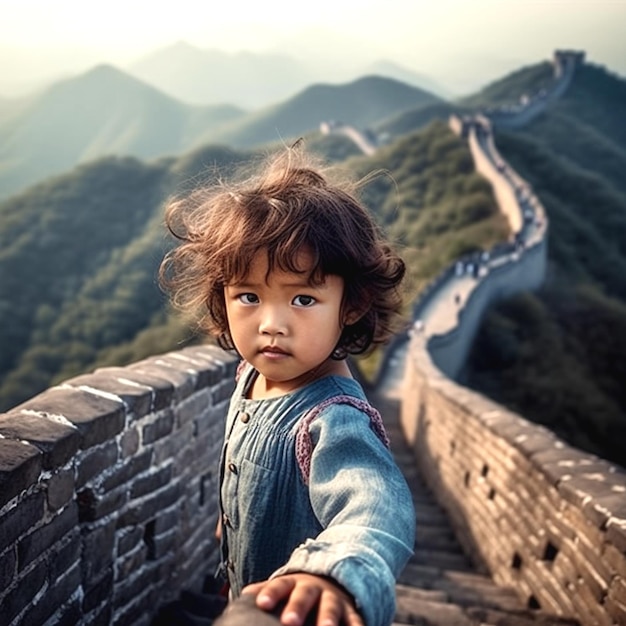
[0,344,237,626]
[422,114,548,381]
[400,336,626,625]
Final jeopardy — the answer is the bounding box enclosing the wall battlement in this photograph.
[401,50,626,624]
[401,337,626,624]
[0,345,237,626]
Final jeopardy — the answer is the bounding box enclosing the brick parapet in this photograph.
[0,344,238,626]
[401,335,626,624]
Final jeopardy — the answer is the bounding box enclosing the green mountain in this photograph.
[0,67,441,201]
[193,75,444,148]
[0,53,624,468]
[464,61,626,466]
[0,64,245,199]
[0,118,498,412]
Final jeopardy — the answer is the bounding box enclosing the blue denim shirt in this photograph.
[218,364,415,626]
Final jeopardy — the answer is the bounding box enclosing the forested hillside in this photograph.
[0,54,624,467]
[0,121,504,412]
[464,62,626,466]
[0,68,439,200]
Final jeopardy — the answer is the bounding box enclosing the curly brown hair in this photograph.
[159,143,405,357]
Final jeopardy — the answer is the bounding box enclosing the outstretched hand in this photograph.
[242,573,364,626]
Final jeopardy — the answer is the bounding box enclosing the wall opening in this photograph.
[527,595,541,610]
[511,552,523,570]
[144,519,156,560]
[542,541,558,562]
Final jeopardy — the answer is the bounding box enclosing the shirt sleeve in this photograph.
[270,403,416,626]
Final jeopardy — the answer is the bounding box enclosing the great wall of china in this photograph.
[0,50,624,626]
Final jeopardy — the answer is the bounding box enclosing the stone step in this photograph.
[372,392,581,626]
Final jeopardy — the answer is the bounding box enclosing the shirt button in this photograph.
[240,412,250,424]
[228,462,238,474]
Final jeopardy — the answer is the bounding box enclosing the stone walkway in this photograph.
[371,391,580,626]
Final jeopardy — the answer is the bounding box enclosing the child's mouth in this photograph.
[261,346,289,358]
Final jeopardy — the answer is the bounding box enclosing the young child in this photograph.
[160,144,416,626]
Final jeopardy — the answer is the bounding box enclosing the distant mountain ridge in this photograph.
[126,41,452,108]
[1,53,626,465]
[0,66,441,199]
[0,64,245,199]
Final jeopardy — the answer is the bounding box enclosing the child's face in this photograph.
[224,249,347,394]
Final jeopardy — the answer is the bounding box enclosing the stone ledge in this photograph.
[16,387,125,449]
[0,438,42,508]
[0,411,80,470]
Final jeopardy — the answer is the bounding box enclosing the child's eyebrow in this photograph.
[227,278,324,289]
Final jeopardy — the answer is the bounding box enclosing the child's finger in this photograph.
[279,580,321,626]
[315,589,344,626]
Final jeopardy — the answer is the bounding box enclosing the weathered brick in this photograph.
[77,485,128,522]
[120,426,140,457]
[115,542,148,582]
[153,507,180,536]
[153,421,194,466]
[0,491,45,553]
[76,440,119,488]
[176,390,211,428]
[0,544,16,592]
[48,598,82,626]
[47,468,75,511]
[157,351,219,391]
[151,527,178,560]
[603,543,626,579]
[100,449,152,493]
[0,438,42,508]
[0,411,79,470]
[49,530,81,581]
[65,370,153,418]
[82,567,113,614]
[142,409,175,444]
[113,591,154,626]
[85,603,113,626]
[130,359,195,403]
[98,365,175,411]
[114,560,159,608]
[117,482,181,528]
[20,562,81,625]
[117,526,143,556]
[18,501,79,570]
[17,387,125,449]
[81,520,116,585]
[212,380,236,405]
[607,518,626,553]
[0,558,47,624]
[130,464,173,500]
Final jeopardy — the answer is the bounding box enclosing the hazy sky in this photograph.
[1,0,625,96]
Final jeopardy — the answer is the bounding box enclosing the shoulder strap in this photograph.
[295,395,390,485]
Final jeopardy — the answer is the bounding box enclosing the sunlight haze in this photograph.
[1,0,625,97]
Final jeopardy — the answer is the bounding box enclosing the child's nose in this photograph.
[259,307,287,335]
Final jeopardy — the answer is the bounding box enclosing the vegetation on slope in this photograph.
[0,120,503,412]
[464,62,626,466]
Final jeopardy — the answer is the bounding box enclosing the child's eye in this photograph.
[238,293,259,304]
[292,295,316,307]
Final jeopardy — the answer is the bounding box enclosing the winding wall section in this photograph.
[400,50,626,625]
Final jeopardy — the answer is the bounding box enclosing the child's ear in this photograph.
[343,309,364,326]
